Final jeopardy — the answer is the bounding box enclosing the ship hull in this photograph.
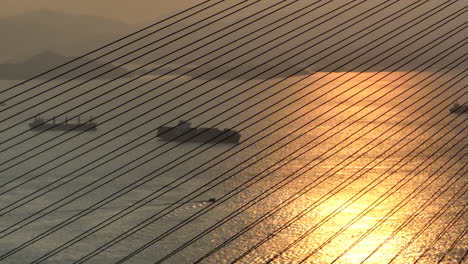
[157,126,240,144]
[29,123,97,131]
[449,105,468,114]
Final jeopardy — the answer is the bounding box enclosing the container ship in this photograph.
[157,121,240,144]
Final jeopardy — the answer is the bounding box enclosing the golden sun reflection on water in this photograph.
[244,71,467,263]
[0,70,465,263]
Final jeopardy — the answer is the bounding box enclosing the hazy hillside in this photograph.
[0,51,135,80]
[0,9,137,62]
[0,3,465,78]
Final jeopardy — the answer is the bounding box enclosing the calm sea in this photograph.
[0,71,466,263]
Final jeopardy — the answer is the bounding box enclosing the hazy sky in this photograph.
[1,0,201,23]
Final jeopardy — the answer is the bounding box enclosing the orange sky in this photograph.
[1,0,201,23]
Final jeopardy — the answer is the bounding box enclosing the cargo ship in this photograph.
[29,116,97,131]
[449,103,468,114]
[157,121,240,144]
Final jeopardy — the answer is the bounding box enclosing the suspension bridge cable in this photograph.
[0,0,375,166]
[0,0,274,128]
[1,20,462,264]
[1,0,309,122]
[225,141,468,264]
[0,6,460,253]
[0,0,217,92]
[352,137,468,263]
[0,2,462,262]
[414,208,468,263]
[436,221,468,264]
[43,58,468,262]
[0,2,460,240]
[191,73,468,262]
[330,154,468,263]
[161,80,468,261]
[0,0,372,166]
[0,0,434,232]
[0,0,428,229]
[0,0,462,262]
[75,44,466,264]
[385,179,468,263]
[274,121,466,263]
[412,201,468,263]
[234,149,467,263]
[58,65,468,264]
[0,0,450,204]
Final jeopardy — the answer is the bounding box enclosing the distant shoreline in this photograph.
[0,52,462,81]
[0,51,135,80]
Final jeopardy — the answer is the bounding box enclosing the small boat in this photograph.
[29,116,97,131]
[157,120,240,144]
[449,103,468,115]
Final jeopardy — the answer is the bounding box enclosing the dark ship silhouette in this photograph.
[29,116,97,131]
[449,103,468,114]
[157,121,240,144]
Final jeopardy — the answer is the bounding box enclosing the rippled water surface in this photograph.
[0,71,466,263]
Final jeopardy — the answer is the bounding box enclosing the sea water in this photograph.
[0,71,466,263]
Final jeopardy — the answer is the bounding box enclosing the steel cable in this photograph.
[0,0,277,131]
[385,183,468,263]
[0,0,428,234]
[0,0,373,171]
[0,0,451,207]
[0,1,460,262]
[437,222,468,264]
[331,156,468,263]
[223,138,468,264]
[63,65,468,264]
[0,6,460,258]
[413,203,468,263]
[0,2,460,241]
[71,38,466,264]
[278,121,468,263]
[160,80,468,264]
[0,0,376,183]
[0,0,217,93]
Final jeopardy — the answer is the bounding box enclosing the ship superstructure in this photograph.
[29,116,97,131]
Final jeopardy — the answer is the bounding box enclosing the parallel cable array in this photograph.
[435,222,468,263]
[36,42,467,264]
[71,25,466,264]
[189,66,467,264]
[0,0,459,215]
[0,0,460,248]
[0,1,370,185]
[162,76,467,264]
[0,0,465,263]
[0,0,450,219]
[296,133,467,264]
[0,0,293,142]
[337,161,468,264]
[0,0,218,92]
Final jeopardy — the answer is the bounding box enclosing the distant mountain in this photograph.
[0,51,134,80]
[0,9,137,62]
[1,7,464,79]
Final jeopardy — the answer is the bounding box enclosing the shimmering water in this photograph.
[0,71,466,263]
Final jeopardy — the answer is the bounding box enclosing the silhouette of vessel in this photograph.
[157,121,240,144]
[449,103,468,114]
[29,116,97,131]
